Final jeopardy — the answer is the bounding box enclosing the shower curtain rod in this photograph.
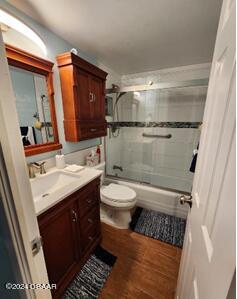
[106,78,209,94]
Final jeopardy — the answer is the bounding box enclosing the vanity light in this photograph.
[0,9,47,55]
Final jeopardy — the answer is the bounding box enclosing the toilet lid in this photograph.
[101,183,136,203]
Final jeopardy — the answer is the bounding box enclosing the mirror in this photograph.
[10,67,54,145]
[5,44,62,156]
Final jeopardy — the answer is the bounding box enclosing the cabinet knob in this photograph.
[89,236,94,241]
[86,199,92,204]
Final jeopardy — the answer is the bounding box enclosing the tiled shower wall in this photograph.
[106,126,201,192]
[105,64,210,193]
[116,87,206,122]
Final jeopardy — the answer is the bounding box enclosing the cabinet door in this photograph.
[90,75,105,121]
[74,67,92,121]
[38,201,79,287]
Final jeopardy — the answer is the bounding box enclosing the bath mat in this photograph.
[130,207,186,248]
[62,246,117,299]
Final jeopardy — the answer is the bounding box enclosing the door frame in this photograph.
[0,31,51,298]
[175,0,236,297]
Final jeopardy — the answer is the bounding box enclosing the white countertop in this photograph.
[31,167,102,216]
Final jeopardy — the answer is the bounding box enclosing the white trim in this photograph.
[0,31,51,298]
[122,63,211,80]
[0,153,33,298]
[119,78,208,93]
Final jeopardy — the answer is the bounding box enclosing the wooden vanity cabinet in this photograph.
[37,178,101,298]
[56,52,108,142]
[76,181,101,254]
[37,199,79,291]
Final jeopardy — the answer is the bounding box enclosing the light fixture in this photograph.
[133,91,140,97]
[0,9,47,55]
[0,22,9,32]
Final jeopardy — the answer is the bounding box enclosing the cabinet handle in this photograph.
[89,92,94,102]
[89,236,94,241]
[72,210,78,222]
[86,199,92,204]
[88,218,93,224]
[93,94,96,102]
[90,128,97,132]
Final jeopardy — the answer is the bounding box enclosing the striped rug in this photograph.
[130,207,186,248]
[63,246,116,299]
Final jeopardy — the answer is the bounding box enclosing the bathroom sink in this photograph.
[30,166,103,216]
[30,170,80,202]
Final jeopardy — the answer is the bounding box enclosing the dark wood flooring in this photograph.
[99,223,182,299]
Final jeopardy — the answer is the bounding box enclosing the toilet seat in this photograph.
[101,183,136,203]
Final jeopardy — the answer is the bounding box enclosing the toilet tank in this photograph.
[93,162,105,185]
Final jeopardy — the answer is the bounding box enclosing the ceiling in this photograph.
[7,0,222,75]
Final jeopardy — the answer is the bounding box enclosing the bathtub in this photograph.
[105,177,188,219]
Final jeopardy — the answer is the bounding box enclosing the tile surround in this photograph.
[108,121,201,128]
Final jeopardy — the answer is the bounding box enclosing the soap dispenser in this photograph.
[55,150,65,169]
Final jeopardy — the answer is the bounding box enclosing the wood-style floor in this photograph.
[99,223,182,299]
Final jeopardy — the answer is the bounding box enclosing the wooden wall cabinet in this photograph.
[38,178,101,298]
[56,52,108,142]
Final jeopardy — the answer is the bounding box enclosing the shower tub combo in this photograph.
[104,79,208,219]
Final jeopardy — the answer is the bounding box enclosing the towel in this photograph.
[64,164,85,173]
[190,144,199,173]
[20,126,36,146]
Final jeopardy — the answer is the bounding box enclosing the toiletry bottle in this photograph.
[96,145,101,163]
[55,150,65,169]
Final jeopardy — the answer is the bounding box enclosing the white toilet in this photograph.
[94,162,137,229]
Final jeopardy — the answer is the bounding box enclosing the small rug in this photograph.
[63,246,117,299]
[130,207,186,248]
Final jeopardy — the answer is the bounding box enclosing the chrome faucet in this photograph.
[28,161,46,178]
[113,165,123,172]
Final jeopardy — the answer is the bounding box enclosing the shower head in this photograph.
[106,84,121,94]
[41,94,48,102]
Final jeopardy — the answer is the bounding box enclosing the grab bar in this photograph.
[142,133,172,139]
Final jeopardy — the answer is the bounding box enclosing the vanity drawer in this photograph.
[79,122,107,140]
[80,205,100,230]
[78,182,100,218]
[81,220,100,253]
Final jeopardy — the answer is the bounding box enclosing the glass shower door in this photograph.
[106,83,207,193]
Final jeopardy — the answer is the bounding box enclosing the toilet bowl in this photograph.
[93,162,137,229]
